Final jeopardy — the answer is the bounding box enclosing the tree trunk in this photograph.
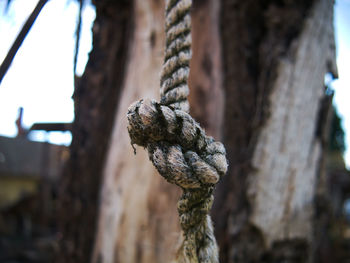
[56,1,133,262]
[213,0,337,261]
[58,0,337,262]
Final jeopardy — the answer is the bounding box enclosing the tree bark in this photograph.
[58,0,337,262]
[213,0,337,262]
[56,1,133,262]
[91,1,179,262]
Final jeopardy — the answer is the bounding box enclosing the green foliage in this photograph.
[329,107,346,153]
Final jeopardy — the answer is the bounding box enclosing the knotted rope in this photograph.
[127,0,227,262]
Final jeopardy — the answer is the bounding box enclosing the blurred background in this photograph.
[0,0,349,262]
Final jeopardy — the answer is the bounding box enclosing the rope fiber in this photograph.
[127,0,227,262]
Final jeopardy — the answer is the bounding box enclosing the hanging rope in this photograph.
[160,0,192,113]
[127,0,227,262]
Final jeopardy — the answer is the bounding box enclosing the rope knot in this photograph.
[127,99,227,189]
[127,98,226,262]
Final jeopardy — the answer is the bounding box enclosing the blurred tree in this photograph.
[56,0,338,263]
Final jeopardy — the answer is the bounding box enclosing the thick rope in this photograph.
[160,0,192,113]
[127,1,227,262]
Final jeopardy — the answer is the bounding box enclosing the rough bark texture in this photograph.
[188,0,224,139]
[212,0,337,262]
[250,0,337,243]
[91,1,179,262]
[56,1,133,262]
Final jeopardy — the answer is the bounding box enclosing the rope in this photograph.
[127,1,227,262]
[160,0,192,113]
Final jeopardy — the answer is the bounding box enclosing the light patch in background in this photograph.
[334,0,350,168]
[0,0,95,145]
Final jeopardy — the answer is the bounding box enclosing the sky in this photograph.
[333,0,350,168]
[0,0,95,144]
[0,0,349,167]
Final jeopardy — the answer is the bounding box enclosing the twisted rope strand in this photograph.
[127,1,227,262]
[160,0,192,113]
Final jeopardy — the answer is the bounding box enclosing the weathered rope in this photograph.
[160,0,192,113]
[127,1,227,262]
